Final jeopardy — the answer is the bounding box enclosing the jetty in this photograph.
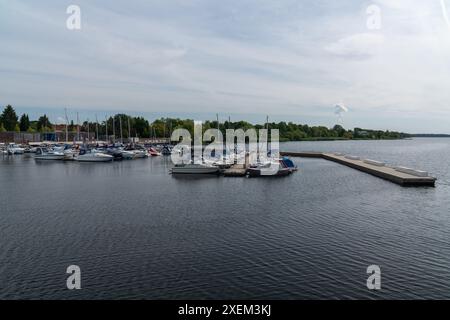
[223,164,247,177]
[280,151,436,187]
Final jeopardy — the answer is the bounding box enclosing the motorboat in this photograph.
[280,157,298,172]
[148,147,161,156]
[132,149,148,158]
[104,148,124,161]
[76,149,113,162]
[120,150,135,160]
[53,145,78,160]
[123,144,148,158]
[160,145,172,155]
[171,162,220,174]
[6,143,25,154]
[34,147,65,160]
[245,160,292,177]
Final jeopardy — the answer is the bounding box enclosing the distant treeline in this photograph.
[1,104,410,141]
[410,134,450,138]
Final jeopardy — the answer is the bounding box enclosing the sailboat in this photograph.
[245,116,295,177]
[245,160,292,177]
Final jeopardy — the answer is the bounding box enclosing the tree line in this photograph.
[0,104,409,140]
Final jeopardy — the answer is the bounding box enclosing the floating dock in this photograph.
[223,164,247,177]
[280,152,436,187]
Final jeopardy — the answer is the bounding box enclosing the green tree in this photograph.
[0,123,6,132]
[0,105,18,131]
[19,114,30,132]
[332,124,346,137]
[37,114,52,132]
[14,124,20,132]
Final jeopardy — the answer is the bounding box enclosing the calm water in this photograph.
[1,138,450,299]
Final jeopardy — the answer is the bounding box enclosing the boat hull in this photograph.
[171,166,220,174]
[76,154,113,162]
[246,167,291,177]
[35,155,65,160]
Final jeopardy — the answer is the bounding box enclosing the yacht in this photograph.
[76,149,113,162]
[148,147,161,156]
[120,150,136,160]
[161,145,172,155]
[6,143,25,154]
[171,162,220,174]
[132,149,148,158]
[53,145,78,160]
[124,145,148,158]
[245,160,292,177]
[34,147,65,160]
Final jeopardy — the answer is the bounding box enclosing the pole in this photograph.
[128,117,131,143]
[105,115,108,143]
[112,116,116,144]
[87,118,90,143]
[95,114,99,143]
[76,112,80,142]
[119,116,123,144]
[65,108,68,143]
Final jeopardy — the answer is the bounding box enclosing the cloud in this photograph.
[1,0,450,133]
[325,33,384,58]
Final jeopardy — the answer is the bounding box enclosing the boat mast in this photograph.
[76,112,80,142]
[95,114,99,143]
[87,118,90,143]
[112,116,116,144]
[266,115,269,156]
[64,108,69,143]
[105,115,108,143]
[119,116,123,144]
[128,117,131,143]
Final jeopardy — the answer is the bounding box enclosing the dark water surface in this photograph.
[1,138,450,299]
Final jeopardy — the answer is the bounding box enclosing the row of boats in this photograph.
[171,157,297,177]
[1,143,171,162]
[2,142,298,177]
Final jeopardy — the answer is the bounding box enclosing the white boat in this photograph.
[171,163,220,174]
[6,143,25,154]
[76,149,113,162]
[132,149,148,158]
[120,150,135,160]
[34,147,65,160]
[246,161,292,177]
[53,145,77,160]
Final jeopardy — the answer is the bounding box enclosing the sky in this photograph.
[1,0,450,133]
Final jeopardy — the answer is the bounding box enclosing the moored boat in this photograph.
[34,147,65,160]
[148,147,161,156]
[171,163,220,174]
[245,160,293,177]
[6,143,25,155]
[76,149,113,162]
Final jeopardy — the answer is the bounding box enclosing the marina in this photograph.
[2,141,435,185]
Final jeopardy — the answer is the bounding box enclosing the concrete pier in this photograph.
[280,151,436,187]
[223,164,247,177]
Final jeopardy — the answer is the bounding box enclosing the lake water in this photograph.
[1,138,449,299]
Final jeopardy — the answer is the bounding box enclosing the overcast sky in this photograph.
[1,0,450,132]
